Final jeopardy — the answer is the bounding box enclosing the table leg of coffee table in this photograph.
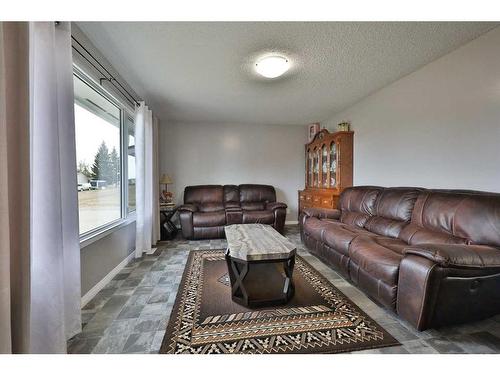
[283,255,295,300]
[225,252,249,306]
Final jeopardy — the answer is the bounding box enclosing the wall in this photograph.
[323,26,500,192]
[159,122,306,221]
[80,222,135,296]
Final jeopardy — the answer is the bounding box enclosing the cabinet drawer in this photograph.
[320,198,333,207]
[312,196,321,203]
[305,195,312,202]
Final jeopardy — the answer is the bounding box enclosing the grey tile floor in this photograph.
[68,225,500,354]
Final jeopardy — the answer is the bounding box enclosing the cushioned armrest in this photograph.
[266,202,287,210]
[225,206,242,212]
[224,202,241,210]
[403,244,500,268]
[302,207,341,220]
[178,204,198,213]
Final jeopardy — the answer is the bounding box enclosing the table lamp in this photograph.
[160,174,173,203]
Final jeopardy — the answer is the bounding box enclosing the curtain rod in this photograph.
[71,34,141,107]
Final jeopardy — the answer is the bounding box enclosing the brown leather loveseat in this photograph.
[179,184,287,240]
[300,186,500,330]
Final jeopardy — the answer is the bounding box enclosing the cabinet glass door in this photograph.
[313,148,319,187]
[329,142,337,187]
[308,150,313,187]
[321,145,328,187]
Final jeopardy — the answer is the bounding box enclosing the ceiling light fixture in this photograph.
[255,55,290,78]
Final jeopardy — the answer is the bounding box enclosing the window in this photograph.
[125,115,136,213]
[74,70,134,237]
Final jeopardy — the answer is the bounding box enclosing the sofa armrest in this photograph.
[403,244,500,269]
[225,206,242,212]
[266,202,287,211]
[302,207,341,220]
[398,247,500,331]
[178,204,198,213]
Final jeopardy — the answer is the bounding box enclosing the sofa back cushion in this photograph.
[239,184,276,211]
[339,186,381,227]
[403,190,500,247]
[364,188,421,238]
[184,185,224,212]
[223,185,240,208]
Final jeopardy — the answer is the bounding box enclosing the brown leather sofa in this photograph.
[300,186,500,330]
[179,184,287,240]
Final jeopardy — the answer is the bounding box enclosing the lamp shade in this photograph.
[160,174,173,184]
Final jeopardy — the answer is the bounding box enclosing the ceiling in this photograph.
[77,22,498,125]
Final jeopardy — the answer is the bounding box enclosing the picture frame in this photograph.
[308,123,320,142]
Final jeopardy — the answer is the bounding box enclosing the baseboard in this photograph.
[81,251,135,307]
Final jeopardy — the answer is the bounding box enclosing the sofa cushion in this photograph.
[192,211,226,227]
[239,184,276,204]
[322,221,378,256]
[303,217,335,242]
[184,185,223,205]
[364,216,408,238]
[223,185,240,207]
[410,190,500,247]
[371,237,408,255]
[349,236,403,285]
[364,188,420,238]
[340,211,372,228]
[339,186,381,228]
[374,188,421,221]
[399,223,468,246]
[242,210,274,225]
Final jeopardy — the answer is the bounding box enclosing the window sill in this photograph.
[80,213,136,249]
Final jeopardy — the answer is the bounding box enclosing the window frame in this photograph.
[74,65,136,247]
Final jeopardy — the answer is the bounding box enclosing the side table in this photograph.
[160,205,178,241]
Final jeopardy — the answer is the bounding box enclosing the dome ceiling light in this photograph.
[254,55,290,79]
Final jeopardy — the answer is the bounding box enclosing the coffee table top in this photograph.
[225,224,296,262]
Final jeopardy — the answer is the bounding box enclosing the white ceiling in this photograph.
[77,22,498,125]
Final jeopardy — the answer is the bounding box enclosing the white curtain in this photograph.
[135,102,159,257]
[152,116,160,244]
[0,21,31,354]
[0,21,81,354]
[28,21,82,352]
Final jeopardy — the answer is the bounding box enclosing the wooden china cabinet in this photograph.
[298,129,353,217]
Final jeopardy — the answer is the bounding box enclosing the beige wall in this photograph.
[323,26,500,192]
[159,122,306,221]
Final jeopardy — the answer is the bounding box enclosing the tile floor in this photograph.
[68,225,500,354]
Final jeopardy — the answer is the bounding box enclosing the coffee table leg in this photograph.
[225,254,249,306]
[283,255,295,300]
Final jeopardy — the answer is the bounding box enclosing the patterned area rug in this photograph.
[160,250,399,354]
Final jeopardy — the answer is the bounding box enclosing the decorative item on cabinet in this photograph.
[337,121,350,132]
[298,129,353,217]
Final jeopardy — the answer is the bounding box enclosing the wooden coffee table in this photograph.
[224,224,297,308]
